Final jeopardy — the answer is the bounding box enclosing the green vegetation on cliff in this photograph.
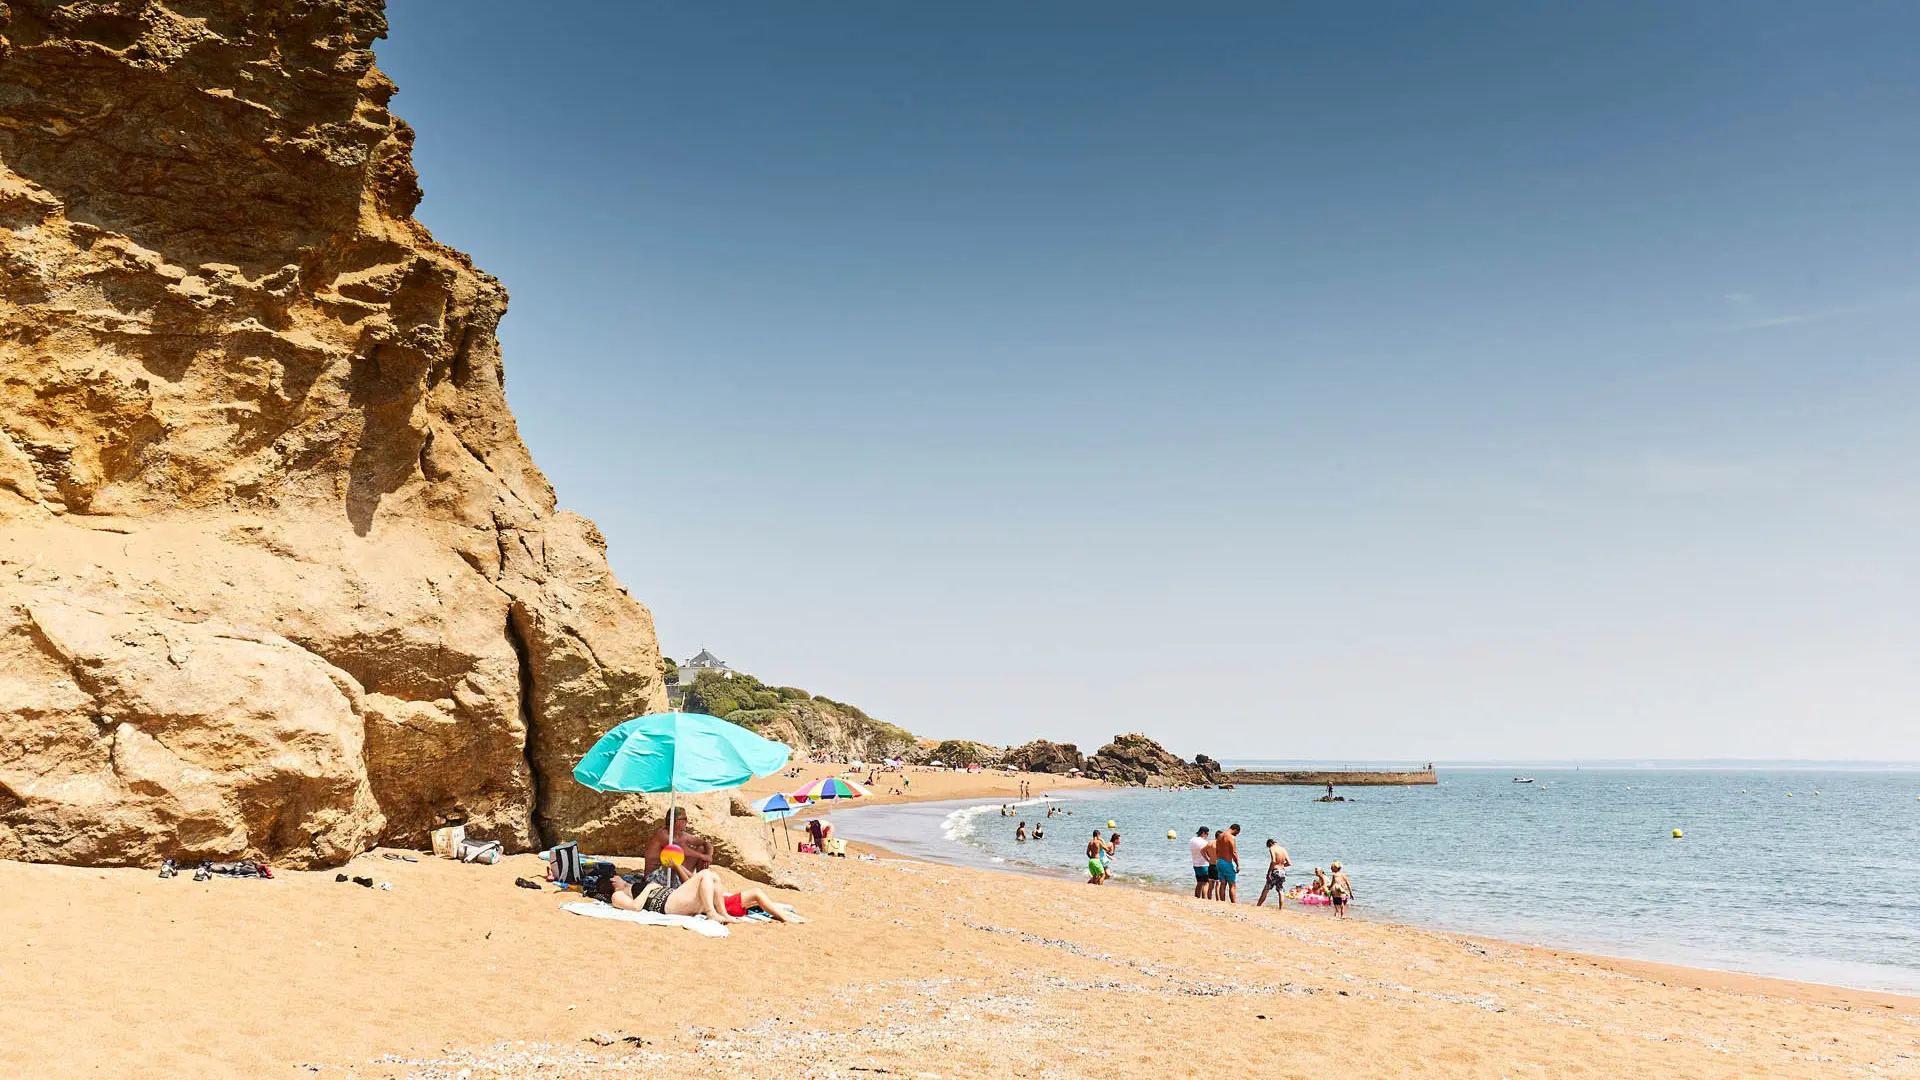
[683,669,919,761]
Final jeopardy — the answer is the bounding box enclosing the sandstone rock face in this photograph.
[0,1,776,874]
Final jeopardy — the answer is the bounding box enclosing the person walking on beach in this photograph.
[1256,838,1291,908]
[1328,861,1354,917]
[1214,824,1241,903]
[1188,826,1213,899]
[1087,829,1107,884]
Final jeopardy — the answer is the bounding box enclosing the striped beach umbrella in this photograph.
[790,776,870,802]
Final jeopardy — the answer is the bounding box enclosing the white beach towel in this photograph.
[560,901,729,937]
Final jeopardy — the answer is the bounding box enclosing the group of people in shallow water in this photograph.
[1003,802,1355,913]
[1189,824,1354,916]
[1012,802,1128,882]
[1008,800,1074,845]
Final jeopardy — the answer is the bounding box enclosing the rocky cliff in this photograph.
[1038,734,1223,787]
[0,1,778,876]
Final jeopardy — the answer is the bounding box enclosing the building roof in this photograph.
[684,648,727,667]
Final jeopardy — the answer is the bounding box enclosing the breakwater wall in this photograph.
[1223,770,1437,786]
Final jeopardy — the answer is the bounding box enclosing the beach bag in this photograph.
[547,841,582,885]
[458,839,503,865]
[431,824,466,859]
[579,860,621,898]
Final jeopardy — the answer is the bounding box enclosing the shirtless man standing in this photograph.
[1256,837,1292,908]
[1214,824,1242,904]
[1086,829,1107,884]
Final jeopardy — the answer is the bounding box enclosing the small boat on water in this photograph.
[1512,777,1535,784]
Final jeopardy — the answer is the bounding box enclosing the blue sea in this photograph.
[830,766,1920,994]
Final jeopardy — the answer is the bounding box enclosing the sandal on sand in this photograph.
[514,877,543,890]
[336,873,349,883]
[352,876,374,888]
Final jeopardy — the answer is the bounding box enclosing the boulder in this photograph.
[1000,740,1086,774]
[0,594,380,867]
[1082,733,1218,787]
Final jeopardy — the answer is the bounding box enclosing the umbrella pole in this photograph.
[667,788,676,850]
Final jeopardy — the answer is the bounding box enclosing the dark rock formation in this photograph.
[1000,740,1086,774]
[1082,734,1221,787]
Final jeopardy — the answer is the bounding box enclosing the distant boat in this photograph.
[1512,777,1535,784]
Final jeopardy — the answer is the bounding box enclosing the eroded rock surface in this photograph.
[0,1,775,874]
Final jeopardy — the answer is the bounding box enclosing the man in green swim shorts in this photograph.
[1086,829,1107,885]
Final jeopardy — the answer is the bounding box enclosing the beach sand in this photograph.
[739,761,1104,806]
[3,771,1914,1079]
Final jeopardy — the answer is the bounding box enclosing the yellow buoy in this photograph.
[1167,830,1177,840]
[1672,829,1683,839]
[1107,819,1117,829]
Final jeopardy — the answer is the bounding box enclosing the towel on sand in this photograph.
[560,901,729,937]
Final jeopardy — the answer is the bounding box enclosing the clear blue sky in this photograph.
[376,3,1920,762]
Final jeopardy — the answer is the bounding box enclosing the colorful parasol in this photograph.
[789,776,870,802]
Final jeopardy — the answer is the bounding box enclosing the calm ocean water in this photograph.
[830,767,1920,993]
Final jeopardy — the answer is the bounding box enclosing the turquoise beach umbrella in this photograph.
[573,711,792,838]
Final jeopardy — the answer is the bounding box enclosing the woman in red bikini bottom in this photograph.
[610,866,807,924]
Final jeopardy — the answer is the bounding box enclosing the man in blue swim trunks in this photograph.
[1188,826,1212,899]
[1213,824,1241,903]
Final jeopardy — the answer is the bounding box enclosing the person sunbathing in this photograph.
[608,865,807,924]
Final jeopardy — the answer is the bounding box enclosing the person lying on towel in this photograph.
[605,863,805,925]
